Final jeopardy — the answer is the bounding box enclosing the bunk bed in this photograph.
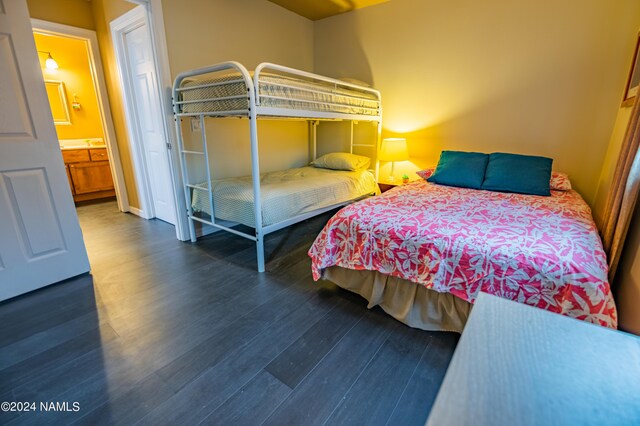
[172,62,383,272]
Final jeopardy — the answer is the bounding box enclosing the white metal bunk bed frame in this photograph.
[172,61,382,272]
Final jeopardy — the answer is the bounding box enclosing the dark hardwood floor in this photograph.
[0,200,458,425]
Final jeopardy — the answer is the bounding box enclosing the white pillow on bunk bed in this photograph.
[311,152,371,171]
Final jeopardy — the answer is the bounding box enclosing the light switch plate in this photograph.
[190,118,201,132]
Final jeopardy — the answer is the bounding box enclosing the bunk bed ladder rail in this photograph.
[311,120,318,162]
[248,89,265,272]
[172,102,197,242]
[172,62,265,272]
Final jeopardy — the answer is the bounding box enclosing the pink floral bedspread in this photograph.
[309,180,617,328]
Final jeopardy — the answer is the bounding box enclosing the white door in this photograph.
[0,0,90,301]
[113,8,176,225]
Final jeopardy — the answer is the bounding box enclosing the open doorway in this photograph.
[31,19,130,216]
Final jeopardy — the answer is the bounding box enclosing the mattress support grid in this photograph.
[259,81,377,102]
[176,110,249,118]
[253,62,381,102]
[175,78,246,92]
[176,110,377,121]
[252,108,378,121]
[257,94,379,112]
[172,61,382,272]
[175,94,247,106]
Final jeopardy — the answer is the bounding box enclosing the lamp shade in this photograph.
[45,55,59,70]
[379,138,408,162]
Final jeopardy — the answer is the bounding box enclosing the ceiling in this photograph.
[267,0,390,21]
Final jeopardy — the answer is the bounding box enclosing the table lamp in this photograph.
[379,138,408,182]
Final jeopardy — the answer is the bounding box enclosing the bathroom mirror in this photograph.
[44,80,71,125]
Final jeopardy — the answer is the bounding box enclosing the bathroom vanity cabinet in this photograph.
[62,147,115,202]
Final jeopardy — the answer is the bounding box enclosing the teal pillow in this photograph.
[482,153,552,196]
[427,151,489,189]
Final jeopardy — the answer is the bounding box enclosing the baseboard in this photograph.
[73,190,116,203]
[128,206,151,219]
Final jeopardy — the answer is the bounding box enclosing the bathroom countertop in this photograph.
[60,144,107,151]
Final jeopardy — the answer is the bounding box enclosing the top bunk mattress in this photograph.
[191,166,379,228]
[178,72,380,117]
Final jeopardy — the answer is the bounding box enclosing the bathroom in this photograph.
[33,28,118,205]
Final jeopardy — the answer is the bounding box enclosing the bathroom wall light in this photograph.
[37,50,59,70]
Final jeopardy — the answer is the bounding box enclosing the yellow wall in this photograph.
[28,0,315,207]
[29,0,639,212]
[26,0,140,206]
[162,0,315,239]
[33,32,105,141]
[314,0,640,203]
[162,0,314,75]
[27,0,95,30]
[90,0,139,207]
[592,107,634,226]
[162,0,315,177]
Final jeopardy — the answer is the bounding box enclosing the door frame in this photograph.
[126,0,188,240]
[111,5,187,239]
[111,6,157,221]
[31,19,130,213]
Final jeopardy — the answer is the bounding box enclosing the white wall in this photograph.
[314,0,640,203]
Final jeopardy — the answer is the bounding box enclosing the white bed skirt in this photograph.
[322,266,472,333]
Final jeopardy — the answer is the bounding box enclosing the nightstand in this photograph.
[378,181,402,193]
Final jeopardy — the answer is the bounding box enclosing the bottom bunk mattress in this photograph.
[191,166,379,228]
[309,180,617,328]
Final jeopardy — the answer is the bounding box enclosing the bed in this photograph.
[309,179,617,331]
[172,61,382,272]
[191,166,379,228]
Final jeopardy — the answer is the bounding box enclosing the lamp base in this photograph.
[386,161,398,183]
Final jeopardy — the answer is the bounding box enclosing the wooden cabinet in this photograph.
[62,149,90,163]
[379,181,410,193]
[65,165,75,195]
[89,149,109,161]
[69,161,114,194]
[62,148,115,202]
[378,182,398,193]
